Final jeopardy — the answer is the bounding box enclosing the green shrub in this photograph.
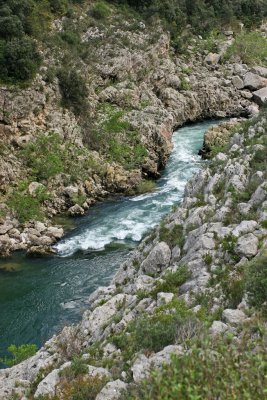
[0,36,41,83]
[0,344,37,367]
[20,133,64,180]
[159,223,184,248]
[90,1,111,19]
[112,300,191,357]
[151,266,191,297]
[246,250,267,313]
[7,182,48,223]
[58,68,88,116]
[125,337,267,399]
[57,374,108,400]
[224,32,267,66]
[60,30,81,46]
[132,180,156,195]
[221,234,239,262]
[60,356,88,379]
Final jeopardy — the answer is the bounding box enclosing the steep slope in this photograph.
[1,1,266,256]
[0,107,266,400]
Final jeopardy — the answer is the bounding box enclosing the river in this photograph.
[0,120,217,363]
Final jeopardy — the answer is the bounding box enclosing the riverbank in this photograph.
[0,120,214,369]
[1,10,265,256]
[0,109,266,399]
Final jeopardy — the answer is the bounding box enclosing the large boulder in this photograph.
[232,76,244,89]
[243,72,267,91]
[95,380,128,400]
[253,87,267,105]
[251,66,267,78]
[222,309,246,325]
[236,233,258,258]
[204,53,220,65]
[141,242,171,275]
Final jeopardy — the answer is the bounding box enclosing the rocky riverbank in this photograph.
[0,106,266,399]
[1,11,267,256]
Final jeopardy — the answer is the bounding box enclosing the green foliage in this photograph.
[246,250,267,313]
[0,344,37,367]
[60,357,88,379]
[90,1,111,19]
[224,31,267,66]
[7,181,49,223]
[111,300,192,358]
[221,234,239,261]
[20,133,64,180]
[151,266,191,296]
[0,37,41,83]
[57,375,108,400]
[250,148,266,171]
[19,131,103,183]
[57,68,88,116]
[85,106,147,169]
[133,180,156,195]
[159,223,184,248]
[203,252,213,266]
[125,336,267,399]
[180,76,191,91]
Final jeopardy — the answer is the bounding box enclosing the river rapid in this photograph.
[0,120,218,362]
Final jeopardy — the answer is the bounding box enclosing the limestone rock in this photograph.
[222,309,246,325]
[34,369,60,398]
[157,292,174,306]
[232,76,244,89]
[28,182,45,196]
[253,87,267,105]
[95,380,128,400]
[236,233,258,258]
[204,53,220,65]
[141,242,171,275]
[209,320,228,336]
[243,72,267,91]
[68,204,84,216]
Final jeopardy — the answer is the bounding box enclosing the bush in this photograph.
[246,250,267,313]
[133,180,156,194]
[112,300,191,356]
[125,337,267,399]
[57,375,108,400]
[90,1,111,19]
[60,357,88,379]
[0,36,41,83]
[159,223,184,248]
[20,133,64,180]
[58,68,88,116]
[224,32,267,66]
[7,182,49,223]
[0,344,37,367]
[151,266,191,297]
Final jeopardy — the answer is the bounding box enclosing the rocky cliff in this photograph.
[1,7,266,256]
[0,106,266,399]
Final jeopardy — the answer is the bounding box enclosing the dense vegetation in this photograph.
[0,0,267,84]
[126,334,267,399]
[114,0,267,50]
[0,0,83,83]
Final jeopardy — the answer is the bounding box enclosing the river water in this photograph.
[0,120,217,362]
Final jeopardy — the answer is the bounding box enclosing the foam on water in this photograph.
[55,121,215,257]
[0,119,220,362]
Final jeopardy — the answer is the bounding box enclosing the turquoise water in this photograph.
[0,120,217,363]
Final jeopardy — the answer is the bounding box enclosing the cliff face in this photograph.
[0,9,262,256]
[1,108,266,399]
